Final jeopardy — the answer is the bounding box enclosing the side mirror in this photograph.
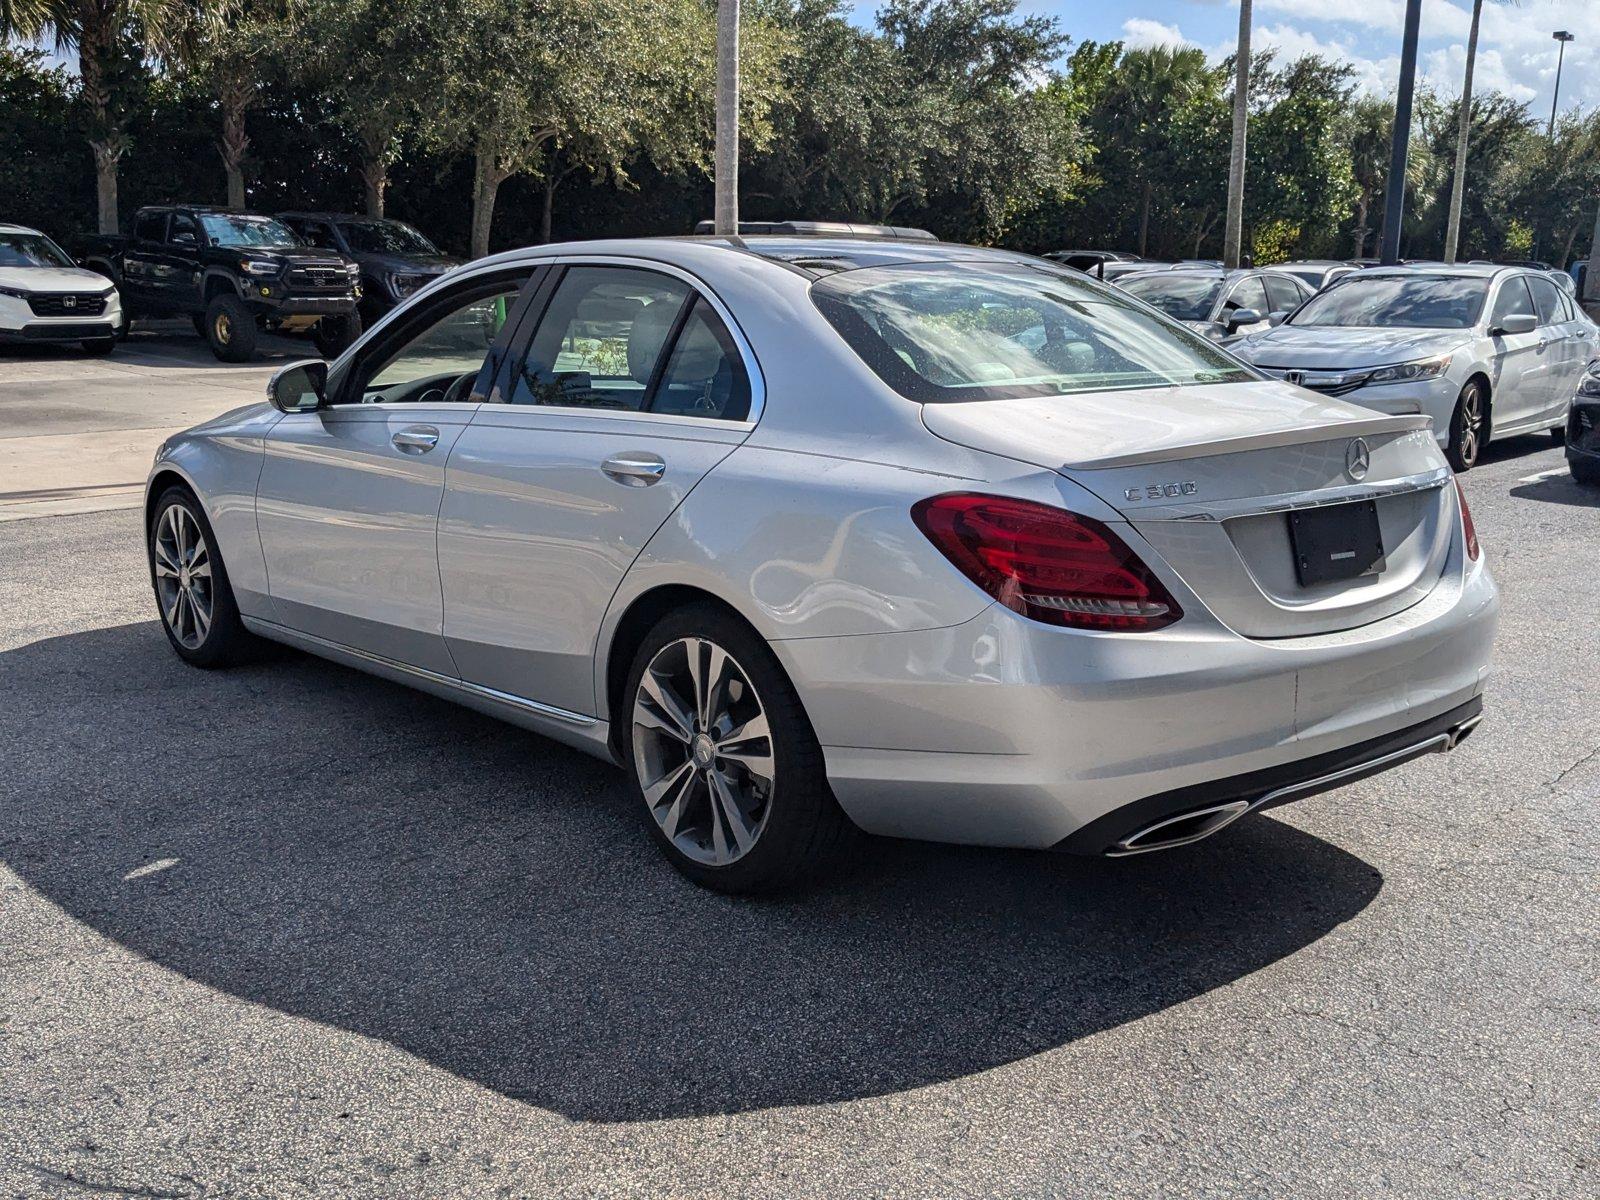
[267,359,328,412]
[1267,310,1288,327]
[1225,308,1261,332]
[1493,313,1537,336]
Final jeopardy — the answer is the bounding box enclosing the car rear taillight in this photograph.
[911,492,1182,631]
[1453,477,1480,561]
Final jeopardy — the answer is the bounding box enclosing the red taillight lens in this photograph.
[1453,477,1480,561]
[911,492,1182,631]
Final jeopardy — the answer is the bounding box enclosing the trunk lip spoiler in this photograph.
[1055,413,1431,471]
[1111,464,1453,524]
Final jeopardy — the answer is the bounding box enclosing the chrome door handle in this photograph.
[601,453,666,486]
[392,425,440,454]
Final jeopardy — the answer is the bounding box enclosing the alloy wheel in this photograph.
[153,504,214,649]
[1458,386,1483,466]
[631,636,776,866]
[214,313,232,345]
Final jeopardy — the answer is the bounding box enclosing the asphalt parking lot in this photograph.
[0,341,1595,1198]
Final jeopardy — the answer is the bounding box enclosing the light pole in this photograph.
[1381,0,1424,265]
[1550,31,1575,137]
[714,0,740,236]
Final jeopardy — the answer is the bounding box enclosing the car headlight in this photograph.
[1364,355,1452,385]
[1577,360,1600,398]
[344,262,361,277]
[239,259,281,276]
[0,284,31,299]
[388,272,425,298]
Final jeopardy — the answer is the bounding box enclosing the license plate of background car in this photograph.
[1288,499,1386,587]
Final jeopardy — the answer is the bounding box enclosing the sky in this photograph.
[854,0,1597,119]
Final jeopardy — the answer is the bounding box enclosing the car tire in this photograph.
[204,294,257,362]
[1570,455,1600,487]
[81,337,116,355]
[148,486,258,668]
[1445,379,1488,472]
[313,309,363,359]
[622,604,853,893]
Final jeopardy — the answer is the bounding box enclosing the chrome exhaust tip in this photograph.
[1104,799,1253,857]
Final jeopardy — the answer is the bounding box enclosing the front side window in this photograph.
[1526,275,1566,326]
[199,214,302,249]
[134,212,167,243]
[0,232,73,269]
[354,277,524,404]
[1119,273,1225,322]
[1488,278,1535,328]
[813,261,1253,403]
[1289,275,1488,329]
[1264,274,1305,314]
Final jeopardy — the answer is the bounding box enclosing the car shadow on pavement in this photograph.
[0,622,1382,1123]
[1509,470,1600,507]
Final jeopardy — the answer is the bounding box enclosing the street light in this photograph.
[1550,31,1575,138]
[714,0,740,235]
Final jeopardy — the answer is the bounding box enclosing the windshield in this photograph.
[811,261,1255,402]
[199,214,302,249]
[1290,275,1488,329]
[340,220,438,256]
[0,232,74,269]
[1118,274,1225,322]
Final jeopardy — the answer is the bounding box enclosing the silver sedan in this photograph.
[146,236,1498,891]
[1231,264,1597,470]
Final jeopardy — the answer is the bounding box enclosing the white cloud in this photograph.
[1121,18,1192,50]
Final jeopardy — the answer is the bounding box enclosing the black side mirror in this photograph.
[1225,308,1262,332]
[267,359,328,412]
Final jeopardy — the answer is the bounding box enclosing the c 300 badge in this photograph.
[1124,481,1199,501]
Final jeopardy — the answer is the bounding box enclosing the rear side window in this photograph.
[1526,275,1566,325]
[507,266,751,419]
[812,260,1253,403]
[134,212,166,243]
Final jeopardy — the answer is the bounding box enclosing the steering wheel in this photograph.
[440,371,477,405]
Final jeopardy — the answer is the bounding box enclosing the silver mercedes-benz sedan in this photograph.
[1231,264,1597,471]
[146,236,1499,891]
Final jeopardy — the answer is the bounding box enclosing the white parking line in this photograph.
[1517,467,1568,484]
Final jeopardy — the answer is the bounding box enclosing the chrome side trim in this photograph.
[1253,731,1453,809]
[242,617,597,727]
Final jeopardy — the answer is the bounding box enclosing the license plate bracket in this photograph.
[1288,499,1386,586]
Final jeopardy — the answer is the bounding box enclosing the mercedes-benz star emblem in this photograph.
[1345,437,1371,482]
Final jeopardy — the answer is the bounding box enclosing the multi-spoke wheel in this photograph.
[1446,380,1487,472]
[148,487,255,667]
[624,606,852,892]
[153,502,215,650]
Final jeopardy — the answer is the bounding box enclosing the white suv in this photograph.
[0,223,124,354]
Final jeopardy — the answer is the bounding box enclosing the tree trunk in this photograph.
[1138,182,1152,257]
[91,140,121,234]
[219,80,251,210]
[471,147,507,260]
[541,171,557,245]
[361,158,388,218]
[1443,0,1483,264]
[713,0,740,234]
[1353,197,1369,259]
[1582,197,1600,306]
[1223,0,1252,269]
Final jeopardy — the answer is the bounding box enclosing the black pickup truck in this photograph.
[78,206,363,362]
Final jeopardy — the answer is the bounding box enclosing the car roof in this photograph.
[277,211,405,223]
[0,223,44,235]
[1119,266,1301,284]
[1352,262,1512,279]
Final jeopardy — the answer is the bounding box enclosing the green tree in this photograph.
[2,0,225,231]
[184,0,292,207]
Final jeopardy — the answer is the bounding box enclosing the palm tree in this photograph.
[1348,97,1392,258]
[1443,0,1516,263]
[1223,0,1251,268]
[1,0,221,232]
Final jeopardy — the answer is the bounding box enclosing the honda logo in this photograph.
[1284,369,1305,386]
[1345,437,1371,482]
[63,296,77,309]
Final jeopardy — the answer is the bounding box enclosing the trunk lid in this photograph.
[921,381,1455,639]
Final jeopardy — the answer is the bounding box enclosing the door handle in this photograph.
[601,453,666,486]
[392,425,440,454]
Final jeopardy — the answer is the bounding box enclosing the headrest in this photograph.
[627,300,680,383]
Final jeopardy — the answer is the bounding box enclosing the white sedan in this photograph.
[144,236,1498,891]
[1230,264,1596,470]
[0,222,123,354]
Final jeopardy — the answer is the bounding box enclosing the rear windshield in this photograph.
[0,232,74,269]
[1118,273,1224,322]
[811,261,1254,402]
[1289,275,1488,329]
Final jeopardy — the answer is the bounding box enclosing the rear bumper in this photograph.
[772,550,1498,850]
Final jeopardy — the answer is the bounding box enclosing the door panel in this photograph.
[1485,278,1543,428]
[440,410,744,714]
[257,405,474,673]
